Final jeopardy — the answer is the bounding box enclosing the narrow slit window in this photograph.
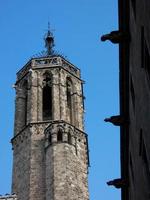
[57,130,63,142]
[68,133,72,144]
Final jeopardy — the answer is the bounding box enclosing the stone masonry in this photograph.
[11,55,89,200]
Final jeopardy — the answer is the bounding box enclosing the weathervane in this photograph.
[44,22,55,56]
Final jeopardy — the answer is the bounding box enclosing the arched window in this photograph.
[57,129,63,142]
[43,73,53,120]
[66,78,73,124]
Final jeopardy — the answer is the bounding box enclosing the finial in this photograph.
[44,23,54,56]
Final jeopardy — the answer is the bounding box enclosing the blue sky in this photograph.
[0,0,120,199]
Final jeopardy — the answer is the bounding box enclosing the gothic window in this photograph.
[66,78,73,124]
[43,73,53,120]
[57,129,63,142]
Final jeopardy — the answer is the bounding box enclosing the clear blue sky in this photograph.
[0,0,120,199]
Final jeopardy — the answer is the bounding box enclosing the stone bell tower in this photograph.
[11,29,89,200]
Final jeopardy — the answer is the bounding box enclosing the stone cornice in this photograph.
[16,56,82,83]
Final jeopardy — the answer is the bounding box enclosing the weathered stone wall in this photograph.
[45,122,89,200]
[12,123,51,200]
[29,123,50,200]
[12,126,31,200]
[12,56,89,200]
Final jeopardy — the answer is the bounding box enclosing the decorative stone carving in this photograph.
[44,120,87,149]
[17,56,80,84]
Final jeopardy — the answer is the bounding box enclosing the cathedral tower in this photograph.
[11,30,89,200]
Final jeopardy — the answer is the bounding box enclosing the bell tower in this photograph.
[11,29,89,200]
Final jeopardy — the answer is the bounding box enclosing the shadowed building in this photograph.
[119,1,150,199]
[102,0,150,199]
[10,30,89,200]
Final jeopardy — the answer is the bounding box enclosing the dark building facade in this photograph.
[102,0,150,200]
[119,1,150,200]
